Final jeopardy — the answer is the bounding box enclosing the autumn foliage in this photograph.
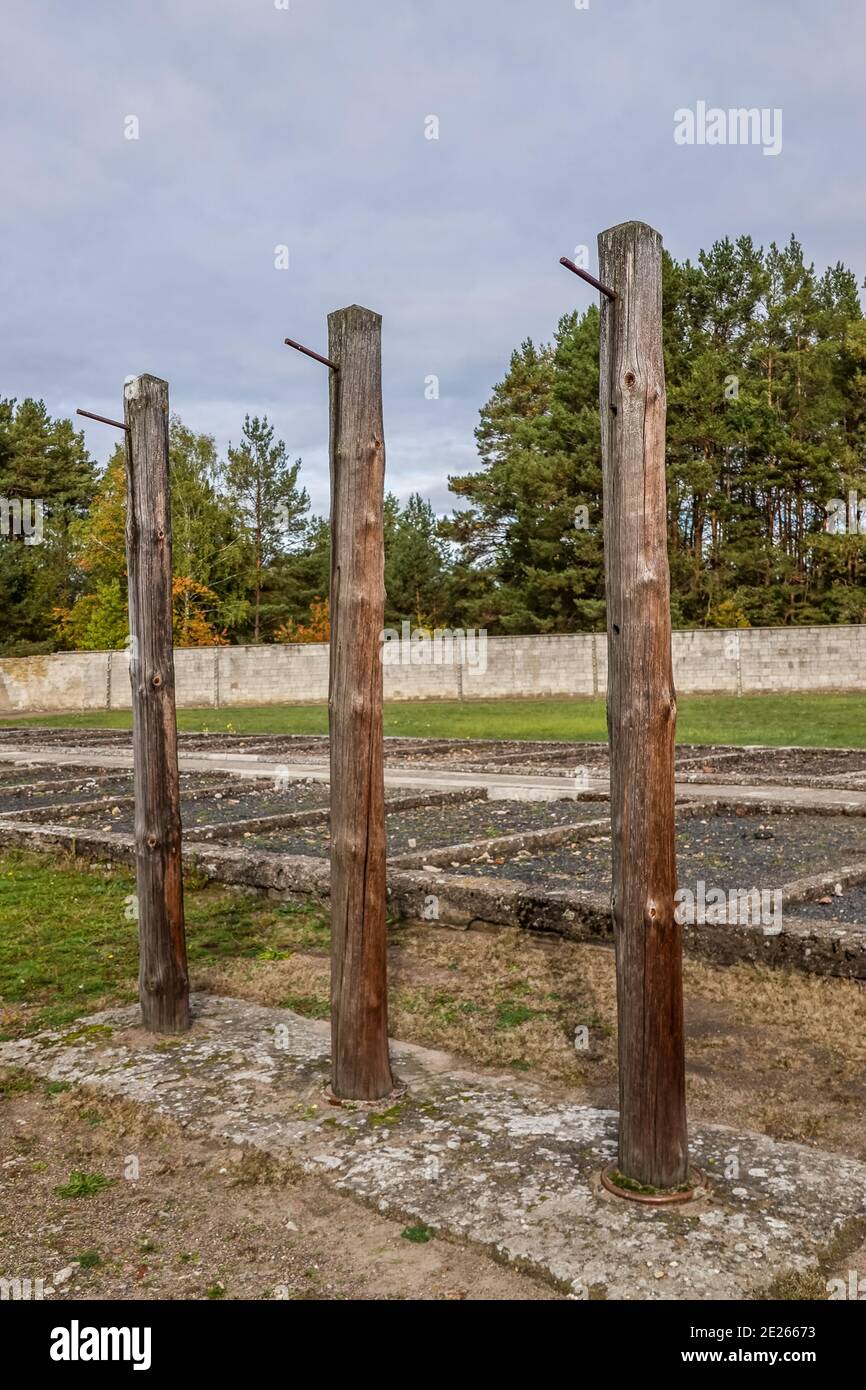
[275,597,330,644]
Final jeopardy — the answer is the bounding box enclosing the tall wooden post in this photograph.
[598,223,688,1189]
[123,374,190,1034]
[327,306,394,1100]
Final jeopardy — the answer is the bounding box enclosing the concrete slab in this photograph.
[3,995,864,1301]
[4,743,866,811]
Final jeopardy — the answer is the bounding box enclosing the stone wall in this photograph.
[0,625,862,714]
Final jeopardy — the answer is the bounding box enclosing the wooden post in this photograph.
[123,374,190,1034]
[327,306,394,1100]
[597,223,688,1189]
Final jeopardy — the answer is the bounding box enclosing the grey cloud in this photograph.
[1,0,863,514]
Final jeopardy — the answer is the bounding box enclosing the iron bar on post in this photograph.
[76,408,129,432]
[284,336,339,372]
[560,255,617,301]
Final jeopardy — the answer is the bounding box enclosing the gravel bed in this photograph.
[184,783,330,827]
[790,882,866,926]
[176,734,305,753]
[0,774,135,815]
[675,748,866,780]
[39,779,331,834]
[381,739,608,768]
[239,824,330,856]
[448,813,866,893]
[382,796,610,855]
[235,796,609,858]
[0,727,127,746]
[0,764,117,786]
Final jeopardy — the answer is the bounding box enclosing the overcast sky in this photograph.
[2,0,864,516]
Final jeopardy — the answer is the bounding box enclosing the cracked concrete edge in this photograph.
[388,869,866,977]
[0,769,133,794]
[10,792,137,824]
[677,770,866,791]
[0,820,864,977]
[676,790,866,816]
[776,859,866,906]
[388,814,612,870]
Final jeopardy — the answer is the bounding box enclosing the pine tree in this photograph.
[385,492,449,627]
[226,415,309,642]
[442,318,604,632]
[269,515,331,631]
[0,399,96,654]
[448,234,865,633]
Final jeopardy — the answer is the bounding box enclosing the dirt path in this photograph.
[0,1075,558,1301]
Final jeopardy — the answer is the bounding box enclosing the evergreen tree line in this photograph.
[0,406,450,653]
[1,234,864,654]
[446,234,866,631]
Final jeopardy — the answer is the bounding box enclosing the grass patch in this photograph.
[55,1170,111,1198]
[401,1223,433,1244]
[495,1001,541,1030]
[229,1151,300,1188]
[4,692,866,746]
[0,1066,38,1098]
[0,851,329,1038]
[281,993,330,1020]
[753,1215,866,1300]
[59,1024,114,1047]
[368,1103,408,1128]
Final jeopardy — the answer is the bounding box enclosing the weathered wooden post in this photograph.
[597,222,688,1189]
[326,306,394,1100]
[123,374,190,1034]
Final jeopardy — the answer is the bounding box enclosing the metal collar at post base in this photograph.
[599,1162,708,1205]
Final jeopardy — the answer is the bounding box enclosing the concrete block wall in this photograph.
[468,634,599,699]
[0,651,111,715]
[215,644,329,710]
[672,629,740,696]
[0,626,864,714]
[383,654,461,701]
[736,625,866,694]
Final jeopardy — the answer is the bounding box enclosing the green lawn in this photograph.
[1,693,865,746]
[0,852,328,1039]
